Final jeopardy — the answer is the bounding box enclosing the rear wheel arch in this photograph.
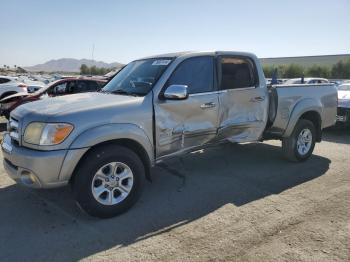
[283,98,323,139]
[282,119,316,162]
[299,111,322,142]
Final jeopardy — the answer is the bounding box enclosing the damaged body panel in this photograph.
[155,92,219,157]
[217,88,268,143]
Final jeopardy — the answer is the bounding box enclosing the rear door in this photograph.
[216,56,269,142]
[154,56,219,157]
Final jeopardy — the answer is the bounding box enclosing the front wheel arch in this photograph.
[70,139,152,185]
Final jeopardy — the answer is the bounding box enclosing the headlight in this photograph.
[24,122,74,145]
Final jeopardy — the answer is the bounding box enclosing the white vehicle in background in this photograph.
[336,83,350,125]
[0,76,28,99]
[285,78,329,85]
[26,83,46,93]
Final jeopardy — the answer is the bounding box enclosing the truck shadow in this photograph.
[0,142,330,261]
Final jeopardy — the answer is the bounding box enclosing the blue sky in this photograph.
[1,0,349,66]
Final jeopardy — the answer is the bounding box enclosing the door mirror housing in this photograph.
[163,85,188,100]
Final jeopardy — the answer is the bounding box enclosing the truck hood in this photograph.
[338,90,350,108]
[12,92,144,120]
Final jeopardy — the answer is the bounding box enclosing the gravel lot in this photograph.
[0,126,349,262]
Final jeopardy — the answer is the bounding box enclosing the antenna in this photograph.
[90,43,95,76]
[92,43,95,61]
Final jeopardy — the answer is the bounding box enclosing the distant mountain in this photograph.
[24,58,124,73]
[260,54,350,68]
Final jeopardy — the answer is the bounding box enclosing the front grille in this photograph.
[8,117,20,145]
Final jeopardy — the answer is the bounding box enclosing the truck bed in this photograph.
[265,83,337,138]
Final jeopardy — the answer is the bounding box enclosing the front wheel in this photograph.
[282,119,316,162]
[72,144,145,218]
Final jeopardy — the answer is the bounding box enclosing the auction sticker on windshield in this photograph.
[152,60,171,66]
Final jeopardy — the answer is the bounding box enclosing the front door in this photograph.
[216,56,269,142]
[154,56,219,158]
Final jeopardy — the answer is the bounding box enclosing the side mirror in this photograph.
[163,85,188,100]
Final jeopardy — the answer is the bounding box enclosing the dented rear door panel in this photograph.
[217,87,269,142]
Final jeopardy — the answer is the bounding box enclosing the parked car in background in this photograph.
[1,51,337,218]
[284,78,329,85]
[266,78,284,85]
[0,76,28,99]
[26,83,46,93]
[0,77,106,119]
[336,83,350,125]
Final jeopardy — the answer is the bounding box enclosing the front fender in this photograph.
[69,123,154,163]
[283,98,322,138]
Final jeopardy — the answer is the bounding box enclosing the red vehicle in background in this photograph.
[0,77,106,119]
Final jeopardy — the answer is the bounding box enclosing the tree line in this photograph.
[263,59,350,79]
[80,64,113,75]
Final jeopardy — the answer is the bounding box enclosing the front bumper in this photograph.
[1,133,87,188]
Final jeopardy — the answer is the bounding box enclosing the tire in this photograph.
[282,119,316,162]
[72,144,145,218]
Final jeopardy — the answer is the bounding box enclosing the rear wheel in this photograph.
[282,119,316,162]
[72,144,145,218]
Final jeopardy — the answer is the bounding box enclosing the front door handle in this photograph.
[250,96,265,102]
[200,102,216,109]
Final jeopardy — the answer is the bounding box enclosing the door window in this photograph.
[167,56,214,94]
[219,57,257,90]
[85,81,100,91]
[71,81,99,93]
[49,82,68,95]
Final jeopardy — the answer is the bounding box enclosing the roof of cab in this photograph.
[139,51,258,60]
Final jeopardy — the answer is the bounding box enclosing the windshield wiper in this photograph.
[110,89,142,97]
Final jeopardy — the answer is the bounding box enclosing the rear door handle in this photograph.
[250,96,265,102]
[200,102,216,109]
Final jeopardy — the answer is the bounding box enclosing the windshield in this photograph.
[338,84,350,91]
[102,58,172,96]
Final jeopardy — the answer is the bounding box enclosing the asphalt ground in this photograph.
[0,124,349,261]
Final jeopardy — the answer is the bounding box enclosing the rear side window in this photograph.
[75,81,88,93]
[167,56,214,94]
[0,78,11,84]
[219,57,257,90]
[86,81,100,91]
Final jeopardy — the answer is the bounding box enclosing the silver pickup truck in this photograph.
[1,51,337,218]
